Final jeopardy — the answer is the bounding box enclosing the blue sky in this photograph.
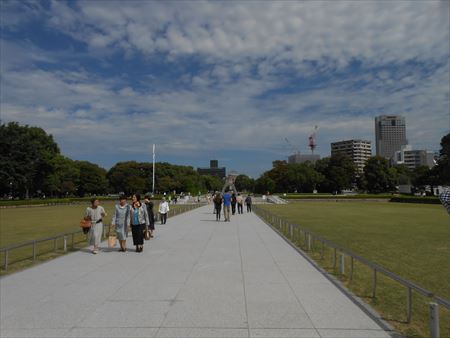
[1,1,449,177]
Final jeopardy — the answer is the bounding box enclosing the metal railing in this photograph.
[253,205,449,338]
[0,203,204,272]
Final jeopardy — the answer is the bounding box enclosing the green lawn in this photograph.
[259,201,449,337]
[0,200,184,274]
[0,201,116,248]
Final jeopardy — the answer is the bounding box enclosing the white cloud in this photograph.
[0,1,449,175]
[44,1,449,65]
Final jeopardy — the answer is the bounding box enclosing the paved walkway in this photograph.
[1,206,392,338]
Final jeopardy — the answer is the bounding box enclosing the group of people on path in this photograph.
[212,191,252,222]
[84,195,171,254]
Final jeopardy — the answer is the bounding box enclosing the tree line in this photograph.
[0,122,223,198]
[1,122,448,198]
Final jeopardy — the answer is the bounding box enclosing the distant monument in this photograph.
[222,171,239,194]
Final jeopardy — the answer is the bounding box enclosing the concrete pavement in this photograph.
[0,205,393,338]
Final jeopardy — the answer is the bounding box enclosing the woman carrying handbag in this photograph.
[130,194,150,253]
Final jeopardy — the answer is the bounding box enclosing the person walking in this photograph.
[213,192,223,221]
[236,193,244,214]
[85,198,106,254]
[144,195,155,238]
[112,195,130,252]
[223,190,232,222]
[159,198,170,224]
[231,193,237,215]
[130,194,150,253]
[245,195,252,213]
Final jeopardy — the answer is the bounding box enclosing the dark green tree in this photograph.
[435,133,450,184]
[0,122,60,198]
[315,154,356,193]
[254,174,276,194]
[363,156,395,193]
[44,155,80,197]
[235,174,255,192]
[202,175,224,192]
[75,161,109,196]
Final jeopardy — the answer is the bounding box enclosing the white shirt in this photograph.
[159,201,170,214]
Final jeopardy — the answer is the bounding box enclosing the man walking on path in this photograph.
[236,193,244,214]
[245,195,252,213]
[223,190,232,222]
[159,198,170,224]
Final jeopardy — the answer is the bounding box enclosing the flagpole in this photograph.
[152,144,155,195]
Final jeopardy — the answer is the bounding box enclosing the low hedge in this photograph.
[0,197,116,207]
[282,194,393,200]
[390,196,440,204]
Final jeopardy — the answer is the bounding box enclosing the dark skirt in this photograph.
[131,224,144,245]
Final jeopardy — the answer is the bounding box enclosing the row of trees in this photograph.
[0,122,223,198]
[1,122,448,198]
[236,133,449,194]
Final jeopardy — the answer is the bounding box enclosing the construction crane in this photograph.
[285,138,300,155]
[308,125,318,154]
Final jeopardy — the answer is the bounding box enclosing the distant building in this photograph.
[331,139,372,174]
[392,145,436,170]
[197,160,226,179]
[287,154,321,165]
[375,115,407,159]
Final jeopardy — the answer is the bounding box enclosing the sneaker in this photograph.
[92,250,98,254]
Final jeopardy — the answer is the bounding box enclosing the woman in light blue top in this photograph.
[130,194,150,253]
[112,195,130,252]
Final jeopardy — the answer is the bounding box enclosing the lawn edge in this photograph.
[255,212,404,338]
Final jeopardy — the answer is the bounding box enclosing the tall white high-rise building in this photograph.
[375,115,407,159]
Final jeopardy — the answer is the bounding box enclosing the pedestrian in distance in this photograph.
[112,195,130,252]
[144,195,155,238]
[245,195,252,213]
[236,193,244,214]
[213,192,223,221]
[223,190,232,222]
[231,193,237,215]
[85,198,106,254]
[130,194,150,253]
[159,197,170,224]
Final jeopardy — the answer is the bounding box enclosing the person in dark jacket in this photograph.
[213,193,223,221]
[231,193,237,215]
[245,195,252,212]
[144,195,155,238]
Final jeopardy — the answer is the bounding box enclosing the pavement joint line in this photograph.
[254,211,402,338]
[236,214,252,338]
[248,214,322,338]
[153,213,222,337]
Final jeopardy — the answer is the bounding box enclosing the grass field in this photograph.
[0,200,185,275]
[259,201,449,338]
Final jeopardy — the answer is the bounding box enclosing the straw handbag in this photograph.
[108,234,117,247]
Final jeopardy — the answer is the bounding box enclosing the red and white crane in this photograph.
[308,125,319,154]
